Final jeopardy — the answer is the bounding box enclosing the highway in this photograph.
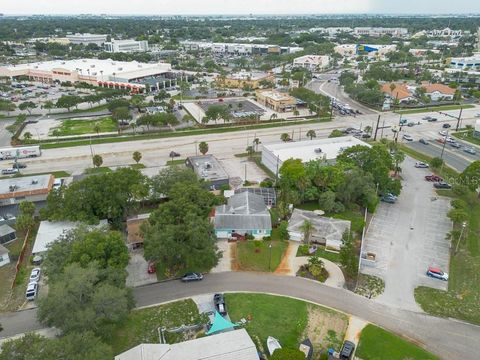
[1,272,479,360]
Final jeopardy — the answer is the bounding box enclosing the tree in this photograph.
[23,131,33,141]
[93,122,101,135]
[293,109,300,116]
[56,95,81,111]
[392,150,405,176]
[447,208,468,224]
[300,219,314,244]
[15,201,36,232]
[42,100,55,113]
[277,221,290,240]
[329,129,344,138]
[106,98,130,113]
[133,151,142,164]
[19,101,36,114]
[430,157,444,169]
[280,133,291,142]
[92,154,103,168]
[340,231,358,278]
[199,141,209,155]
[306,130,316,140]
[111,106,132,127]
[0,99,16,115]
[37,262,133,336]
[253,137,261,152]
[459,161,480,193]
[52,129,61,140]
[150,167,198,200]
[270,348,306,360]
[246,145,255,159]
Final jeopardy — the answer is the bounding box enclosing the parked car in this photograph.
[1,168,19,175]
[213,293,228,316]
[436,138,446,144]
[419,138,429,145]
[427,117,438,122]
[402,134,413,141]
[29,268,41,283]
[25,282,38,301]
[464,147,477,155]
[434,181,452,189]
[475,113,480,118]
[147,261,156,274]
[425,175,443,182]
[32,255,43,265]
[446,136,455,143]
[339,340,356,359]
[422,116,432,121]
[426,266,449,281]
[53,179,63,190]
[181,272,203,282]
[381,195,396,204]
[407,122,415,127]
[399,118,407,125]
[415,162,429,168]
[13,162,27,169]
[442,123,451,129]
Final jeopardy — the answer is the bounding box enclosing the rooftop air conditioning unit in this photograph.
[90,64,95,68]
[9,185,16,192]
[31,179,38,184]
[314,148,322,154]
[118,67,123,71]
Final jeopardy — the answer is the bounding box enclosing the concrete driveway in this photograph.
[126,250,157,287]
[361,156,451,311]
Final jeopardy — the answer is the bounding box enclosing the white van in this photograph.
[1,168,19,175]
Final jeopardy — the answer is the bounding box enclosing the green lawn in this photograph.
[130,163,146,169]
[296,244,340,263]
[415,190,480,325]
[236,240,288,272]
[109,299,204,355]
[167,159,186,166]
[396,104,474,115]
[83,166,112,174]
[51,117,117,136]
[356,324,439,360]
[452,130,480,147]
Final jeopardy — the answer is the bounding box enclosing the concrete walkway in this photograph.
[211,240,232,273]
[343,316,369,357]
[275,242,345,288]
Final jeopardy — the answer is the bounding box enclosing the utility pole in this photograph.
[440,130,448,160]
[373,114,381,141]
[455,107,463,131]
[455,222,467,254]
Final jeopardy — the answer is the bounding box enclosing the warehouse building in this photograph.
[261,136,370,176]
[0,175,54,207]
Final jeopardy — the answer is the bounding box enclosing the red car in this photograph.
[147,261,156,274]
[425,175,443,182]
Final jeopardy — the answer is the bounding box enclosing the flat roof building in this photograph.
[293,55,330,71]
[354,27,408,37]
[0,174,54,206]
[66,33,107,46]
[115,328,258,360]
[185,155,229,190]
[0,59,172,93]
[105,39,149,53]
[219,70,274,89]
[449,53,480,70]
[255,89,297,112]
[261,136,371,175]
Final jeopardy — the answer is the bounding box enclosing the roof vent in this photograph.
[314,148,322,154]
[31,179,38,184]
[8,185,16,192]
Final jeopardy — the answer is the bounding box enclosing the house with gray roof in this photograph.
[0,224,16,245]
[213,192,272,239]
[288,208,350,251]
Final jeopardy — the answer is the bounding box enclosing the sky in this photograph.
[1,0,479,15]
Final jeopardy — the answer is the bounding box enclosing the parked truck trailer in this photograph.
[0,146,41,160]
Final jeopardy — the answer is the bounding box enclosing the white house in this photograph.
[293,55,330,71]
[0,244,10,267]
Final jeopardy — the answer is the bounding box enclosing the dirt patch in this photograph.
[303,304,348,358]
[274,242,294,274]
[230,242,239,271]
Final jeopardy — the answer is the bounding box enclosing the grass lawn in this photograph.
[6,170,71,179]
[83,166,112,174]
[296,244,340,263]
[109,299,204,355]
[452,130,480,147]
[51,117,117,136]
[396,104,474,115]
[166,159,185,166]
[415,190,480,325]
[356,324,439,360]
[236,240,288,272]
[130,163,145,169]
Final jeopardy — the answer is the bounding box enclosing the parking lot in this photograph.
[361,156,451,311]
[217,155,268,188]
[197,98,265,118]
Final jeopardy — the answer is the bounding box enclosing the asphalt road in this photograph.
[1,272,479,359]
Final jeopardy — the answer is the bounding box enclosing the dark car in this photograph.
[181,272,203,282]
[339,340,355,359]
[381,195,396,204]
[434,181,452,189]
[13,162,27,169]
[425,175,443,182]
[450,142,461,149]
[427,117,438,122]
[442,123,451,128]
[213,293,227,316]
[419,138,429,145]
[169,151,181,158]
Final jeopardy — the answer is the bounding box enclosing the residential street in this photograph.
[1,272,479,359]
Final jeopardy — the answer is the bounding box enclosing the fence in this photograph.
[11,228,30,289]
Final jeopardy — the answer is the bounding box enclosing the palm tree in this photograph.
[280,133,291,142]
[93,122,101,136]
[306,130,316,140]
[300,220,314,245]
[393,151,405,176]
[293,109,300,116]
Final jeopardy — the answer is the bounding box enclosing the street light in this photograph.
[268,243,273,271]
[455,221,467,255]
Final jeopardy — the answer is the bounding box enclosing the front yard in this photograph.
[51,117,118,136]
[236,240,288,272]
[356,324,439,360]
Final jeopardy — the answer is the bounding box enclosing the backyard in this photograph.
[236,240,288,272]
[356,324,439,360]
[51,117,118,136]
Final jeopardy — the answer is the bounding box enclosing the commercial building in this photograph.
[381,82,455,102]
[32,219,108,255]
[293,55,330,71]
[422,83,455,101]
[213,192,272,239]
[408,49,441,57]
[426,28,463,38]
[381,83,416,103]
[180,41,303,55]
[104,39,149,53]
[219,70,274,89]
[334,44,397,59]
[353,27,408,37]
[185,155,229,190]
[0,175,54,207]
[449,53,480,70]
[255,89,297,112]
[309,27,353,36]
[261,136,370,175]
[66,33,107,46]
[0,59,173,93]
[115,329,258,360]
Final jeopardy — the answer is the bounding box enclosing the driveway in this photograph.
[361,156,451,311]
[210,240,232,273]
[125,250,157,287]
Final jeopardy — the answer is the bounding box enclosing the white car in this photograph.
[25,282,38,301]
[402,134,413,141]
[415,162,429,168]
[439,130,448,136]
[475,113,480,118]
[29,268,41,283]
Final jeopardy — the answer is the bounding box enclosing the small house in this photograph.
[0,244,10,267]
[0,224,16,245]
